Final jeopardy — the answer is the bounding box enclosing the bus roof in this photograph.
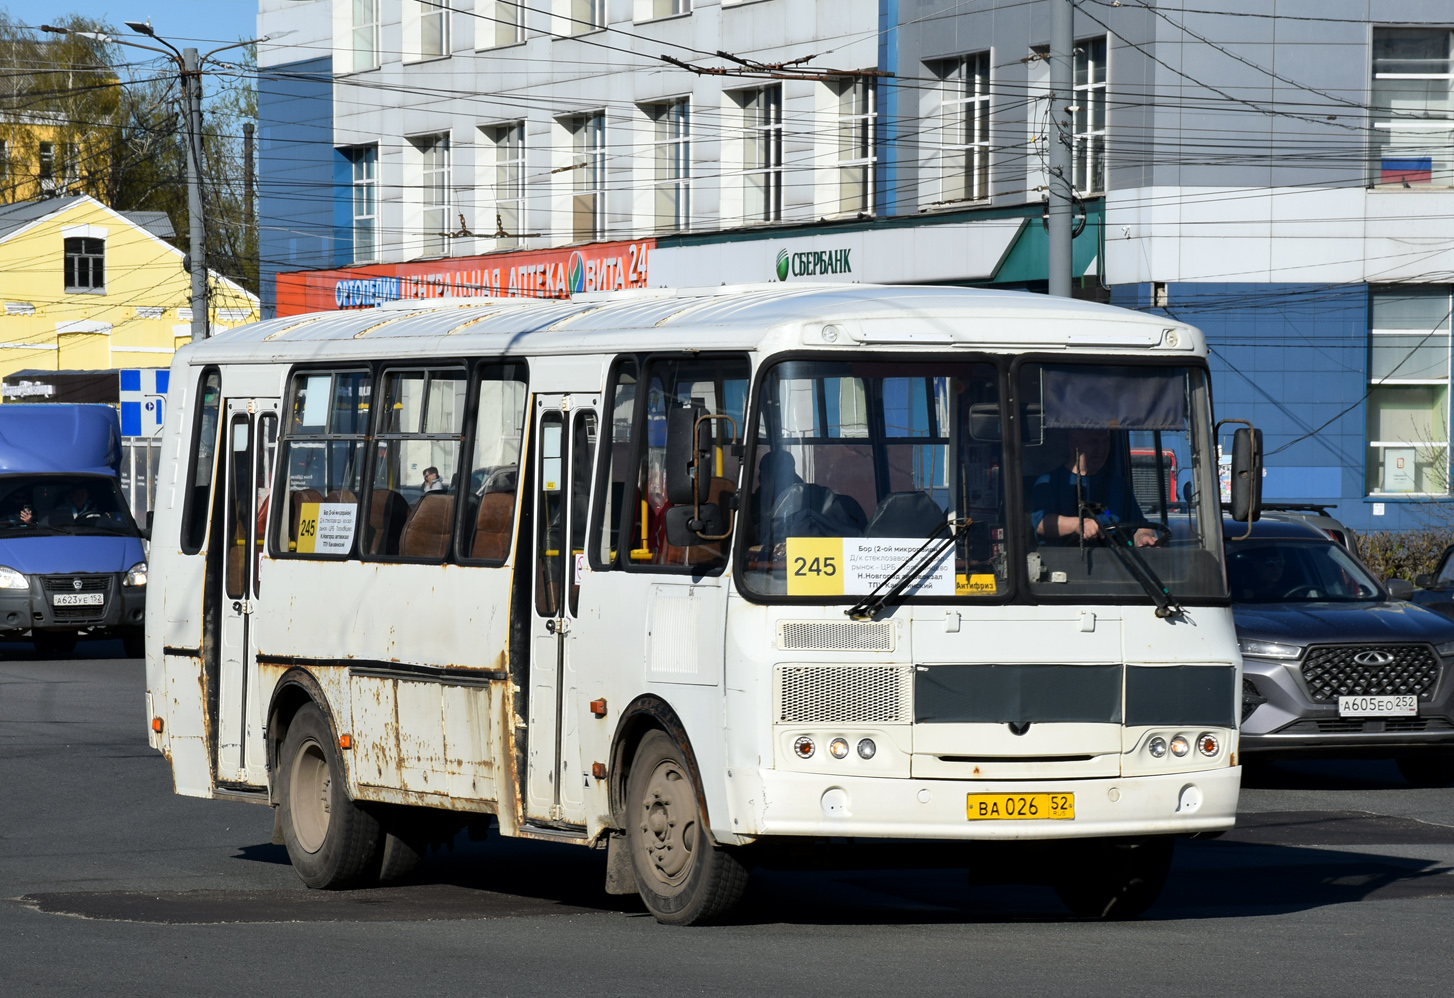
[187,285,1202,365]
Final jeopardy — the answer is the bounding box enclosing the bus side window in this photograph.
[591,356,638,569]
[273,369,371,558]
[180,368,221,555]
[459,362,528,563]
[368,368,468,561]
[625,354,750,573]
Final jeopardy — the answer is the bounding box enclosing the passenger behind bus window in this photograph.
[1,491,34,527]
[421,466,445,494]
[1030,428,1158,547]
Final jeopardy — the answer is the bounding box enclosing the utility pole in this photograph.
[243,122,255,290]
[1047,0,1074,299]
[182,47,208,339]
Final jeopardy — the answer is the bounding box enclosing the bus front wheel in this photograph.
[625,729,748,925]
[1052,836,1174,919]
[277,702,383,889]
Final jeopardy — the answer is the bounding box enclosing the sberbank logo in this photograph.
[776,247,852,281]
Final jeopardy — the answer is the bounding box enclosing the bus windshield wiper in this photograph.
[846,518,967,621]
[1081,504,1183,619]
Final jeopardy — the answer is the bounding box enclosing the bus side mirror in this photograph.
[1230,426,1263,523]
[664,503,727,547]
[141,509,154,541]
[665,404,711,506]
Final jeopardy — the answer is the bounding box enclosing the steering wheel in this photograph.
[1111,521,1174,546]
[1281,585,1319,599]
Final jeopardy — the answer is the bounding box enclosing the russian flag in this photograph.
[1382,157,1433,185]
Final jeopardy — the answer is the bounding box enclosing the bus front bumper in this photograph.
[734,766,1240,841]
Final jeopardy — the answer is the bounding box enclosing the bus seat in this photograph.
[400,493,455,559]
[365,489,408,556]
[768,482,866,540]
[288,488,324,544]
[470,492,514,560]
[324,489,358,505]
[864,491,945,538]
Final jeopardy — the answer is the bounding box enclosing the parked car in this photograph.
[1229,517,1454,786]
[0,405,147,657]
[1407,544,1454,621]
[1258,503,1360,554]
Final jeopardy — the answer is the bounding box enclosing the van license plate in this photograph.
[966,792,1075,821]
[52,593,103,606]
[1338,695,1416,717]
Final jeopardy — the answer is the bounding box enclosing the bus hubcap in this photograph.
[639,760,695,887]
[290,738,332,854]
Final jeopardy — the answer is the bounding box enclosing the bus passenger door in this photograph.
[213,398,279,788]
[526,394,597,825]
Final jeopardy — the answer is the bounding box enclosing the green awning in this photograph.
[990,205,1102,284]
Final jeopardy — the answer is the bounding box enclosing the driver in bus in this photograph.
[1031,428,1159,547]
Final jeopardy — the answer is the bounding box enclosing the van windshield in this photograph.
[0,475,141,537]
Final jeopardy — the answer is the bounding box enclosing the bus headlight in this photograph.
[0,565,26,589]
[1147,736,1168,759]
[1198,733,1220,757]
[829,738,850,760]
[793,736,815,759]
[857,738,877,760]
[1170,735,1191,757]
[123,562,148,587]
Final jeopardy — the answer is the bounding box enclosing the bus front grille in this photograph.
[775,665,914,724]
[776,620,895,652]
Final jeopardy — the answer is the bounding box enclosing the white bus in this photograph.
[145,285,1257,924]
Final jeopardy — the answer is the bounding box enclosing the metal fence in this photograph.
[120,437,163,519]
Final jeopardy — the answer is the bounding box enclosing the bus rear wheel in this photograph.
[1053,836,1174,919]
[277,702,382,889]
[625,730,748,926]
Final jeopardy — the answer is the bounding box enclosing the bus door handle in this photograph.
[546,617,569,635]
[231,599,253,615]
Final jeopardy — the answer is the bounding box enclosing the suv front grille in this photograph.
[1301,644,1440,702]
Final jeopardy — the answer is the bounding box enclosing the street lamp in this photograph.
[41,22,254,340]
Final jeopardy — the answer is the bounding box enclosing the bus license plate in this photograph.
[967,792,1075,821]
[1338,695,1416,717]
[52,593,103,606]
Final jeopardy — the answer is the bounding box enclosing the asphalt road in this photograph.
[4,650,1454,997]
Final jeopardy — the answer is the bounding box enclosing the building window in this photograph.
[836,79,875,215]
[570,0,606,34]
[488,122,525,247]
[416,134,451,258]
[419,0,449,58]
[1372,28,1454,187]
[352,0,380,72]
[481,1,524,46]
[937,52,991,203]
[739,85,782,223]
[636,0,689,19]
[1367,285,1453,495]
[1073,37,1107,195]
[568,112,605,242]
[63,237,105,293]
[649,99,690,233]
[347,146,377,262]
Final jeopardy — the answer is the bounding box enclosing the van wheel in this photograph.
[33,630,77,656]
[122,628,145,658]
[277,702,382,888]
[625,729,748,925]
[1397,752,1454,788]
[1053,836,1174,919]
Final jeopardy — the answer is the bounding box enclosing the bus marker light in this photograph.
[1147,736,1167,758]
[1170,735,1190,757]
[793,736,815,759]
[857,738,876,760]
[589,698,607,717]
[1197,733,1219,757]
[339,734,353,750]
[151,717,163,733]
[829,738,849,759]
[591,762,607,779]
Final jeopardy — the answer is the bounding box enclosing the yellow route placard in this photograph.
[785,537,844,596]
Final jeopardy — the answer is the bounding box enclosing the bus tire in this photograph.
[625,729,748,926]
[277,702,382,889]
[1053,836,1174,920]
[377,811,428,883]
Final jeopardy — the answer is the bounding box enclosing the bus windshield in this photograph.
[0,475,142,537]
[738,358,1225,603]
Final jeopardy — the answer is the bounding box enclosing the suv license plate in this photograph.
[1338,695,1417,717]
[52,593,103,606]
[967,792,1075,821]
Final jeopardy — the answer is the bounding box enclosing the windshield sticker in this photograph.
[786,537,954,597]
[295,502,357,555]
[957,573,997,595]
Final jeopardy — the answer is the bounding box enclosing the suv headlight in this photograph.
[1435,639,1454,657]
[0,565,26,589]
[1239,638,1304,660]
[123,561,147,587]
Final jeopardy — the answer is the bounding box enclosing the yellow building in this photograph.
[0,194,257,383]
